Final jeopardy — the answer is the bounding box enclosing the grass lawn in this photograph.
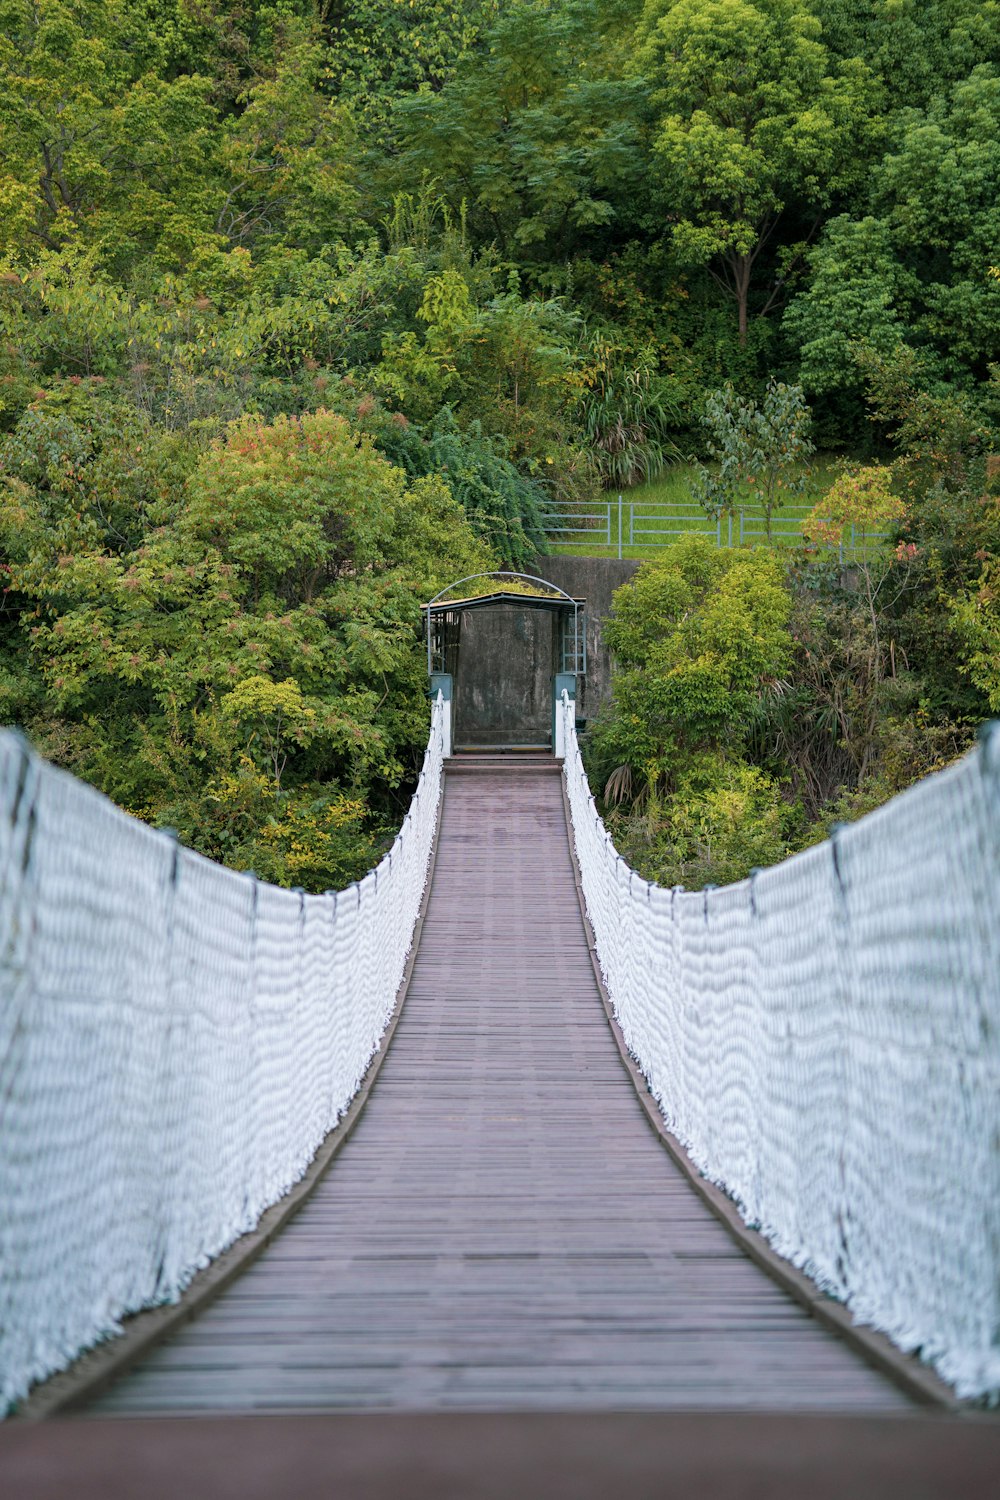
[544,454,852,560]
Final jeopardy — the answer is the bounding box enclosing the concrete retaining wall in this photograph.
[535,556,639,717]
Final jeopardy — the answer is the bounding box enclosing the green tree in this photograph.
[694,379,814,538]
[784,67,1000,430]
[322,0,499,144]
[801,463,906,550]
[852,345,1000,724]
[0,407,492,885]
[390,0,646,260]
[0,0,222,271]
[318,386,551,569]
[813,1,1000,113]
[878,66,1000,381]
[375,264,589,488]
[949,559,1000,712]
[782,215,910,436]
[216,32,360,254]
[221,673,317,790]
[0,2,357,275]
[636,0,875,343]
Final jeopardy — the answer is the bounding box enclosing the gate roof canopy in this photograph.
[424,571,583,616]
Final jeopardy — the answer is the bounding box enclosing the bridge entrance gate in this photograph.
[424,572,584,754]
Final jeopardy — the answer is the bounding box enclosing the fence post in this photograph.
[716,515,722,548]
[739,510,745,546]
[617,494,622,560]
[727,512,733,548]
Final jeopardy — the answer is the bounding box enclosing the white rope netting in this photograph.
[561,695,1000,1402]
[0,694,445,1414]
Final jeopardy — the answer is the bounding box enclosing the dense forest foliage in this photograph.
[0,0,997,889]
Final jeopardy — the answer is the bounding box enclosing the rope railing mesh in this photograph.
[0,694,445,1414]
[560,695,1000,1403]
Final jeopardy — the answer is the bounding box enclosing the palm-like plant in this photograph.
[580,340,681,489]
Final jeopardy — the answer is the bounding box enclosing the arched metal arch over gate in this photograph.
[424,572,585,755]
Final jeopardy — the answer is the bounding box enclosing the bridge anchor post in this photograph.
[552,672,576,759]
[430,671,453,756]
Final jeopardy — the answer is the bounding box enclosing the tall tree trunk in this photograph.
[735,253,751,347]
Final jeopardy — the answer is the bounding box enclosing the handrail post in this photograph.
[553,674,576,758]
[429,673,452,757]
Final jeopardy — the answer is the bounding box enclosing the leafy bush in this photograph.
[802,464,906,548]
[607,759,801,892]
[588,537,793,801]
[419,409,548,570]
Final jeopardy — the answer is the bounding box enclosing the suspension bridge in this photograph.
[1,576,999,1492]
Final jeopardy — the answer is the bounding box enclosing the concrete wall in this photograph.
[445,558,641,745]
[534,556,640,718]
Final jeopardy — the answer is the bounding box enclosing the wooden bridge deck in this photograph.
[93,763,910,1414]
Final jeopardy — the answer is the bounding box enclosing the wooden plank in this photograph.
[8,1411,1000,1500]
[91,766,913,1415]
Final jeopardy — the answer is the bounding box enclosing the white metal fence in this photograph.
[0,696,445,1414]
[560,694,1000,1402]
[542,498,886,560]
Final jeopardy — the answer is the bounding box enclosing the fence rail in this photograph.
[541,498,887,561]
